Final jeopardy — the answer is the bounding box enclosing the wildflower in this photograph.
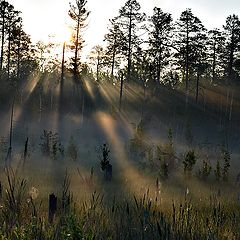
[29,187,39,200]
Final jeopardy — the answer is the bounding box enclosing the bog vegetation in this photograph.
[0,0,239,239]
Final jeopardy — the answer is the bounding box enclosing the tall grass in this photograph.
[0,169,239,239]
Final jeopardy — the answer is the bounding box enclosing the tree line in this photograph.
[1,0,240,104]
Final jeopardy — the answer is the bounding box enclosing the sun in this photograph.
[51,24,72,44]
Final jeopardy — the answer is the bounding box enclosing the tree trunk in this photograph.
[7,25,11,79]
[111,36,117,80]
[6,97,15,162]
[60,41,65,115]
[0,3,6,73]
[196,73,200,103]
[16,29,21,82]
[212,41,216,82]
[228,34,234,82]
[96,55,100,82]
[185,15,189,109]
[119,73,124,111]
[74,17,80,80]
[127,10,132,82]
[156,46,162,85]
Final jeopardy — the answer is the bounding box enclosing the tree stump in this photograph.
[48,193,57,223]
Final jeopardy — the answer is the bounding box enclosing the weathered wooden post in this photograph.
[48,193,57,223]
[24,137,28,162]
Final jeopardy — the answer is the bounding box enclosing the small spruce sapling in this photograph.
[222,148,230,181]
[199,159,212,180]
[183,150,196,177]
[67,136,78,161]
[214,160,222,181]
[40,130,64,159]
[160,160,169,180]
[100,144,112,181]
[166,128,175,168]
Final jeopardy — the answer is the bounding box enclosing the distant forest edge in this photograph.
[0,0,240,106]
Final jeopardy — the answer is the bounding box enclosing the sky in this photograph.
[8,0,240,57]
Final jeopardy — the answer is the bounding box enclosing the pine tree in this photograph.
[89,45,105,83]
[68,0,90,80]
[148,7,172,86]
[223,14,240,81]
[222,148,230,181]
[174,9,206,104]
[116,0,146,82]
[0,0,9,73]
[207,29,226,82]
[104,18,127,80]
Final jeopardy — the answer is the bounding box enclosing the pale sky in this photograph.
[8,0,240,56]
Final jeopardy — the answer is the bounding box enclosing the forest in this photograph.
[0,0,240,239]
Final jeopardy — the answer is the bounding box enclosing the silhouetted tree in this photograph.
[116,0,145,82]
[89,45,105,83]
[223,14,240,81]
[68,0,90,81]
[183,150,196,177]
[174,9,206,104]
[191,31,208,103]
[104,17,127,80]
[148,7,172,86]
[0,0,9,73]
[6,3,21,79]
[11,23,32,82]
[207,29,226,82]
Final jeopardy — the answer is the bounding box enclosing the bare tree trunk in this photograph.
[127,10,132,82]
[196,73,200,103]
[16,28,22,82]
[7,25,11,79]
[111,39,116,80]
[96,55,100,83]
[73,17,80,80]
[60,41,65,115]
[119,73,124,111]
[156,47,162,85]
[81,95,85,124]
[185,16,189,109]
[0,2,6,73]
[6,97,15,162]
[39,93,42,122]
[228,35,234,82]
[212,41,216,82]
[229,90,234,122]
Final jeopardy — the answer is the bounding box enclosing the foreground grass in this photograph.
[0,169,239,240]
